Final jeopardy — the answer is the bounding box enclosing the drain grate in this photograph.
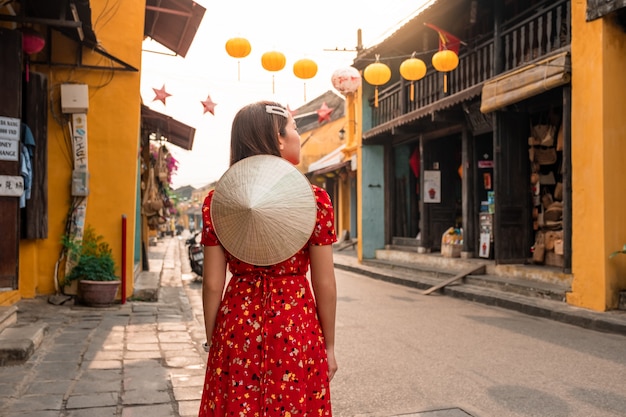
[394,408,475,417]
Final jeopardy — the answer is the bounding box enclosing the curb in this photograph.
[0,323,48,365]
[334,261,626,336]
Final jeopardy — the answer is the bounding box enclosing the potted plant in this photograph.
[61,226,120,307]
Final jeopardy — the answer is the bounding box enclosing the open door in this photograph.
[421,134,462,250]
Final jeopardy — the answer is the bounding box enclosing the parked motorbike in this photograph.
[185,232,203,277]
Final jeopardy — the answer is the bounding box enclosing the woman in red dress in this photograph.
[198,101,338,416]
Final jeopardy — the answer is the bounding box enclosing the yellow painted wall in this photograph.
[297,118,346,173]
[569,2,626,310]
[13,1,144,303]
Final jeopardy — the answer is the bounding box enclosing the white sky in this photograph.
[140,0,433,189]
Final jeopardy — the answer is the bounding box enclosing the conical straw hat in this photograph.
[210,155,317,266]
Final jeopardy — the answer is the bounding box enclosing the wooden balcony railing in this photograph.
[369,0,571,129]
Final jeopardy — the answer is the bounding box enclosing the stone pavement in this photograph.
[0,236,207,417]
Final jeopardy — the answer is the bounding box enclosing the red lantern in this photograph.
[21,28,45,82]
[293,58,318,101]
[363,55,391,107]
[225,37,251,81]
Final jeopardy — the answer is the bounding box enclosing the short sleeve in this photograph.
[310,185,337,246]
[200,190,220,246]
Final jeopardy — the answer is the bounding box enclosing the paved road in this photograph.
[182,247,626,417]
[322,268,626,417]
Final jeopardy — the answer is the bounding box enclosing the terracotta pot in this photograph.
[78,280,120,307]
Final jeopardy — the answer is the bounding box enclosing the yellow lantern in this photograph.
[363,55,391,107]
[225,37,251,81]
[261,51,286,94]
[399,54,427,101]
[431,49,459,93]
[293,58,318,101]
[225,37,251,58]
[261,50,286,72]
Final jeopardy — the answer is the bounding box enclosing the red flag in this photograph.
[424,23,461,54]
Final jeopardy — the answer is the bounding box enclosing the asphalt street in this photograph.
[327,268,626,417]
[181,238,626,417]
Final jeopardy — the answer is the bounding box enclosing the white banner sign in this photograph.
[0,138,19,161]
[0,116,20,141]
[423,170,441,203]
[0,175,24,197]
[72,113,88,168]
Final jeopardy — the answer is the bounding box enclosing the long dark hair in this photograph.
[230,101,288,166]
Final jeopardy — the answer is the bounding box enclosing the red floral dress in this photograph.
[198,185,336,417]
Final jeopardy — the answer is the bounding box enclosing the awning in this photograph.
[308,145,346,173]
[144,0,206,57]
[363,83,483,140]
[587,0,626,21]
[480,51,570,114]
[306,145,355,177]
[308,160,351,177]
[141,105,196,150]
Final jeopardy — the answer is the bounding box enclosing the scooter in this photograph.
[185,232,203,277]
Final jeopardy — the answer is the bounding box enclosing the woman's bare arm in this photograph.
[202,245,227,346]
[309,244,338,380]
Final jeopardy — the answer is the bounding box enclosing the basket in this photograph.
[442,243,462,258]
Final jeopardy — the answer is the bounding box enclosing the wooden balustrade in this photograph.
[368,0,571,129]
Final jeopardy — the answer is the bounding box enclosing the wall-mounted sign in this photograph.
[72,113,88,168]
[0,175,24,197]
[424,170,441,203]
[478,160,494,169]
[0,116,20,141]
[0,138,19,161]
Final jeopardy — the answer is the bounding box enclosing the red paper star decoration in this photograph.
[317,102,333,124]
[201,94,217,115]
[152,84,171,105]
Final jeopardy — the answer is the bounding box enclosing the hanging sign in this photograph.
[423,170,441,203]
[0,116,20,141]
[0,175,24,197]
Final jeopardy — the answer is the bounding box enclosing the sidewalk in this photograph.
[0,236,207,417]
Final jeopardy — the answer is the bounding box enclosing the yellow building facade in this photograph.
[0,1,144,305]
[569,2,626,311]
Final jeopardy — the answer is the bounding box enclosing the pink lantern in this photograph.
[331,67,361,96]
[21,28,45,82]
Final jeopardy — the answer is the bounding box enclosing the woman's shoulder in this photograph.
[311,184,330,200]
[311,184,333,209]
[202,189,215,205]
